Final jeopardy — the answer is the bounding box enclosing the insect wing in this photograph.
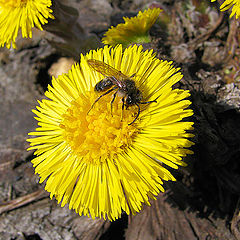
[87,59,128,81]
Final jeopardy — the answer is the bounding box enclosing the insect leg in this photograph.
[128,103,140,125]
[110,90,118,116]
[88,87,118,114]
[130,73,136,78]
[122,97,125,110]
[121,97,125,121]
[140,99,157,104]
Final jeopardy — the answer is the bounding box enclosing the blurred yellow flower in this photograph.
[0,0,54,48]
[27,45,194,221]
[211,0,240,18]
[102,8,162,47]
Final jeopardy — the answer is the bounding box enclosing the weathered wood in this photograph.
[126,183,236,240]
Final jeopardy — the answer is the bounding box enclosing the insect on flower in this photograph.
[87,59,157,125]
[27,45,194,221]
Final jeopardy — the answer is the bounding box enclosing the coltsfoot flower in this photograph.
[102,8,162,48]
[211,0,240,18]
[27,45,194,221]
[0,0,54,48]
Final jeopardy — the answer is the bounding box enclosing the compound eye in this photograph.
[126,96,133,105]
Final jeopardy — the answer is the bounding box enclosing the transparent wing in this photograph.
[87,59,128,80]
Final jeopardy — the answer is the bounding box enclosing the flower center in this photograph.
[0,0,27,8]
[60,91,139,164]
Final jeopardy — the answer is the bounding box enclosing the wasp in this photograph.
[87,59,156,125]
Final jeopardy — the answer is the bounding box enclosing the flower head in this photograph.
[211,0,240,19]
[0,0,54,48]
[102,8,162,47]
[27,45,194,221]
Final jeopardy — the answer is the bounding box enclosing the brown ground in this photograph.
[0,0,240,239]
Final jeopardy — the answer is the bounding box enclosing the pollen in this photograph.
[60,91,138,165]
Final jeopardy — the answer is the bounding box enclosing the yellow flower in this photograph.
[27,45,194,221]
[102,8,162,47]
[0,0,54,48]
[211,0,240,18]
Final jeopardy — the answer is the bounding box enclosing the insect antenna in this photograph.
[127,99,157,125]
[128,103,140,125]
